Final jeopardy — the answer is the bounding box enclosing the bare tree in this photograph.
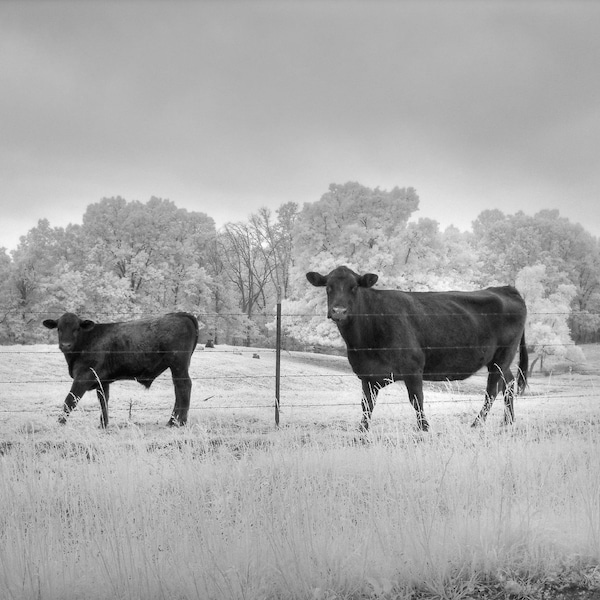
[218,222,275,345]
[249,202,298,300]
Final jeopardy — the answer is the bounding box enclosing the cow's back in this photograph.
[69,312,198,382]
[387,286,525,337]
[341,285,526,381]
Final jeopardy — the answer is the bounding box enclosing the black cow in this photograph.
[307,266,528,431]
[43,312,199,427]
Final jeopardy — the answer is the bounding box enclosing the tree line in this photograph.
[1,183,599,371]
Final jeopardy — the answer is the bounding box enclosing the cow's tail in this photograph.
[516,331,528,394]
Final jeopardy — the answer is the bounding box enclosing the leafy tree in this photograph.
[286,182,423,346]
[5,219,73,342]
[439,226,478,289]
[0,198,218,342]
[82,196,152,292]
[473,209,600,342]
[570,251,600,343]
[516,265,584,373]
[397,218,451,290]
[0,247,18,343]
[472,210,542,286]
[81,196,215,314]
[292,182,419,281]
[40,262,136,322]
[285,182,481,347]
[395,221,478,291]
[3,185,598,351]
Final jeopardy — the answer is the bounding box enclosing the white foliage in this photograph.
[287,183,478,346]
[515,265,585,371]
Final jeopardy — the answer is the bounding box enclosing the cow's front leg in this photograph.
[59,380,90,424]
[405,375,429,431]
[359,379,382,432]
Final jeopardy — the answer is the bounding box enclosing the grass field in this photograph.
[0,344,599,599]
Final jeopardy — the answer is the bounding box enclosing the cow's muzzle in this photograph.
[329,306,348,322]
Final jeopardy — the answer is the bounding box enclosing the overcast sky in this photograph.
[2,0,599,252]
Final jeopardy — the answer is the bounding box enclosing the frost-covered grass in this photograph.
[0,345,599,599]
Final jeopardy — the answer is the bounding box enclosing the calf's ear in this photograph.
[359,273,378,288]
[43,319,58,330]
[80,319,96,331]
[306,272,328,287]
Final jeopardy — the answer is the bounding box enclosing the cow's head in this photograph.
[306,266,378,323]
[43,313,96,353]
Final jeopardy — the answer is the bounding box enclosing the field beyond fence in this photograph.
[0,344,599,599]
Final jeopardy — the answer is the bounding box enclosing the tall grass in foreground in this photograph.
[1,418,599,600]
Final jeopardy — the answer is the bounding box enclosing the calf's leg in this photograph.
[59,380,91,424]
[96,383,110,428]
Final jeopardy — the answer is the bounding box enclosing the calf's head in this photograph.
[43,313,96,352]
[306,266,378,322]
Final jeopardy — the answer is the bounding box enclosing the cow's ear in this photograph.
[43,319,58,330]
[359,273,378,288]
[306,272,328,287]
[80,319,96,331]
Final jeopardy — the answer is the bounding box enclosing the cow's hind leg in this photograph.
[502,373,516,425]
[472,366,502,427]
[472,362,515,427]
[168,365,192,426]
[405,375,429,431]
[96,383,110,428]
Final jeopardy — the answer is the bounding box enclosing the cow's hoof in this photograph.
[58,415,67,425]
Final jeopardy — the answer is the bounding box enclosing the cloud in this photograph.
[1,1,599,251]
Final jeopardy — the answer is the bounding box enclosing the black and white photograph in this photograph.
[1,1,600,599]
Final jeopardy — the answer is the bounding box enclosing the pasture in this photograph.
[0,344,599,599]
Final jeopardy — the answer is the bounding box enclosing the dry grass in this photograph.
[0,344,599,599]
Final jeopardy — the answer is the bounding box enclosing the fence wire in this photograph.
[3,308,600,317]
[0,309,598,420]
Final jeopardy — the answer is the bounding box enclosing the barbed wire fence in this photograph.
[0,305,598,424]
